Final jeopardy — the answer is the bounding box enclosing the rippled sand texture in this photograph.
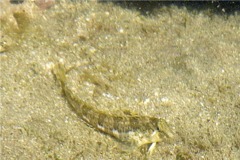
[1,1,239,159]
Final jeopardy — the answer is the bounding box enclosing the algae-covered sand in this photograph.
[0,1,239,159]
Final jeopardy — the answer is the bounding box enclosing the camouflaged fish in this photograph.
[52,63,173,154]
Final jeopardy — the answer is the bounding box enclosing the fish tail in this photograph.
[52,63,67,87]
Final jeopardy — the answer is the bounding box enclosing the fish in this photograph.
[52,63,173,155]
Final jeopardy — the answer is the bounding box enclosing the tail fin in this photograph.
[52,63,67,87]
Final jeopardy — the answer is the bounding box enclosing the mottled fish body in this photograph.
[53,63,173,153]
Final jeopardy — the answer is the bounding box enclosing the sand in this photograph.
[1,1,239,159]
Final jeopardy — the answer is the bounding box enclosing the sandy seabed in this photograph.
[1,1,240,159]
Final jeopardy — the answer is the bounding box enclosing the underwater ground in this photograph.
[1,1,239,159]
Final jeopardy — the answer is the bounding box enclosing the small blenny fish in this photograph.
[52,63,173,154]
